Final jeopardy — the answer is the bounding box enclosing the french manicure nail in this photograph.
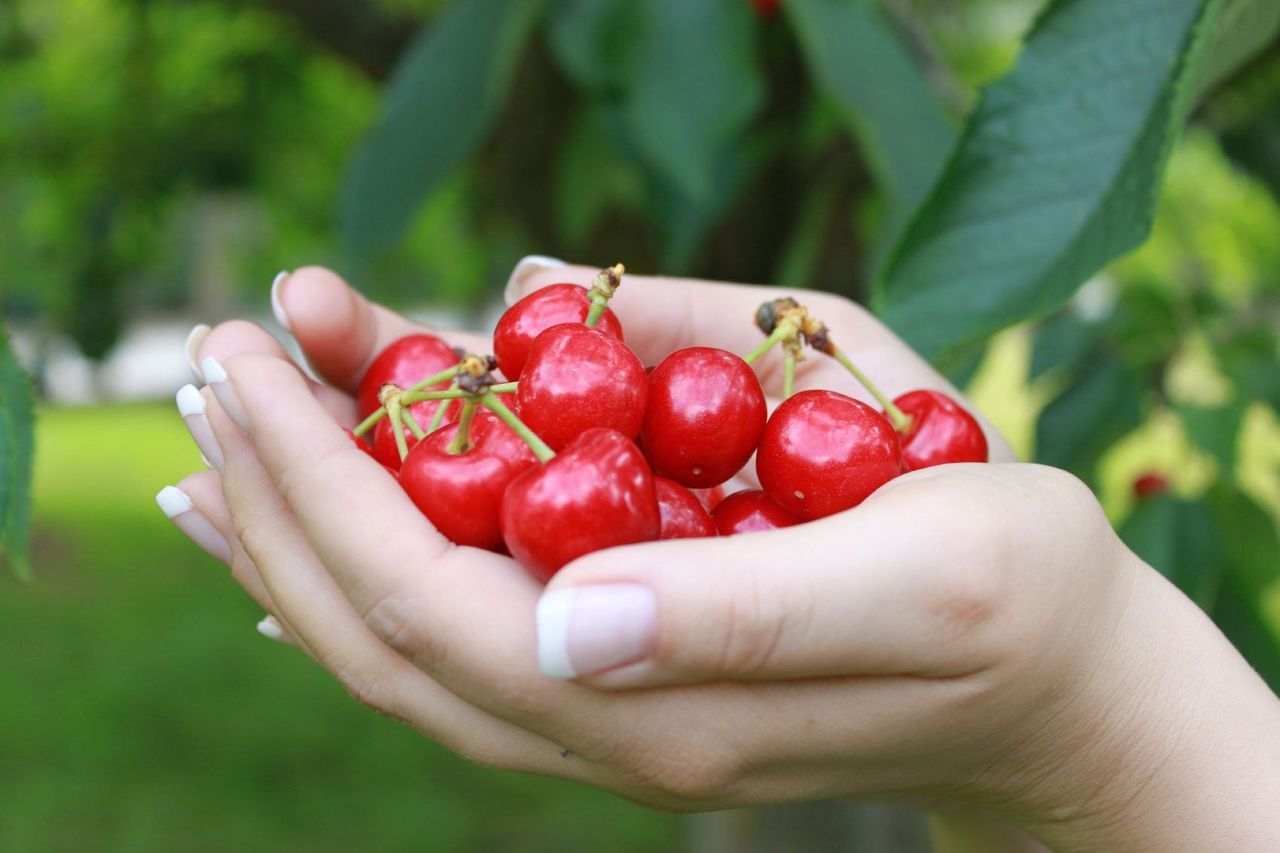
[156,485,232,563]
[257,615,288,643]
[185,324,211,383]
[201,356,250,431]
[269,271,291,331]
[176,384,225,471]
[504,255,567,306]
[536,584,658,679]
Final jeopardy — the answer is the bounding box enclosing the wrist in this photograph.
[1009,553,1280,851]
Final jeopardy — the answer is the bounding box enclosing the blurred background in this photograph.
[2,0,1278,850]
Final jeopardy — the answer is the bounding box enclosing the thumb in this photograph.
[534,482,998,687]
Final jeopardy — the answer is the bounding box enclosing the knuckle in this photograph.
[928,554,1005,644]
[487,676,558,720]
[362,591,448,670]
[605,731,743,808]
[702,574,792,677]
[331,659,403,721]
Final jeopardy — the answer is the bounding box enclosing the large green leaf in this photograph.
[1207,486,1280,690]
[546,0,635,93]
[339,0,547,258]
[785,0,956,237]
[622,0,765,203]
[1120,496,1222,609]
[876,0,1280,363]
[0,331,34,581]
[1035,351,1144,479]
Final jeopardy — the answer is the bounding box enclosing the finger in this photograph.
[271,267,492,393]
[536,465,1062,687]
[202,387,575,775]
[195,318,356,427]
[504,260,1014,462]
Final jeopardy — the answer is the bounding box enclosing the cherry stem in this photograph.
[584,262,624,328]
[352,363,469,436]
[445,399,478,455]
[480,392,554,463]
[744,325,792,364]
[428,391,455,433]
[402,408,427,441]
[387,400,410,461]
[830,347,913,432]
[782,350,797,399]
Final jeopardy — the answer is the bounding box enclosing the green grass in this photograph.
[1,404,682,853]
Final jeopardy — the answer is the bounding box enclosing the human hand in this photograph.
[163,263,1280,852]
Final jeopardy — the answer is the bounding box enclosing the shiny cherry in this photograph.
[356,333,458,418]
[712,489,800,535]
[655,477,717,539]
[693,484,726,512]
[640,347,766,488]
[515,323,648,451]
[493,284,624,380]
[501,428,660,581]
[892,390,988,471]
[399,410,538,550]
[757,390,903,520]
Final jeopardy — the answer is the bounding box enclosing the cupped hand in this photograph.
[162,263,1280,852]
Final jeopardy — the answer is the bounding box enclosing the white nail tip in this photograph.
[270,270,291,330]
[536,588,578,679]
[504,255,568,306]
[257,616,285,642]
[155,485,194,519]
[201,356,228,384]
[175,384,206,417]
[185,324,211,382]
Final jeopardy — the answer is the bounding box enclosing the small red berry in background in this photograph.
[516,323,648,451]
[1133,472,1170,501]
[757,390,903,520]
[751,0,780,19]
[356,333,458,418]
[655,477,717,539]
[713,489,800,535]
[641,347,767,488]
[892,390,988,471]
[501,428,660,581]
[493,283,624,380]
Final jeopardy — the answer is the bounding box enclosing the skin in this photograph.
[172,264,1280,852]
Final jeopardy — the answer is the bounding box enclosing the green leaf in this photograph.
[1120,497,1222,608]
[876,0,1280,363]
[1035,352,1144,480]
[1030,312,1097,381]
[0,330,34,581]
[622,0,765,202]
[554,104,646,249]
[1207,486,1280,689]
[339,0,547,258]
[785,0,956,237]
[546,0,636,93]
[1179,401,1247,470]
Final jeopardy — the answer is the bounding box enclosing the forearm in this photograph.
[1018,558,1280,851]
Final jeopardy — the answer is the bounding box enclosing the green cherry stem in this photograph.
[428,394,455,433]
[445,399,478,455]
[387,400,410,461]
[402,408,428,441]
[480,392,554,463]
[829,347,913,432]
[744,324,793,365]
[782,350,797,399]
[584,263,624,328]
[407,364,463,395]
[488,381,517,394]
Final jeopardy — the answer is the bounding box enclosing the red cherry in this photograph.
[757,390,903,520]
[346,428,376,458]
[693,484,726,512]
[751,0,780,18]
[515,324,648,451]
[1133,472,1170,501]
[712,489,800,535]
[357,334,458,418]
[640,347,766,488]
[655,477,717,539]
[399,410,539,550]
[501,428,660,581]
[892,390,988,470]
[493,284,624,380]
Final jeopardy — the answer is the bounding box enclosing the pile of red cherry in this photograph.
[348,265,988,581]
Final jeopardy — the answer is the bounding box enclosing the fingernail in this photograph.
[176,384,224,471]
[202,356,250,431]
[504,255,567,306]
[185,324,211,383]
[156,485,231,563]
[269,271,291,331]
[536,584,657,679]
[257,615,289,643]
